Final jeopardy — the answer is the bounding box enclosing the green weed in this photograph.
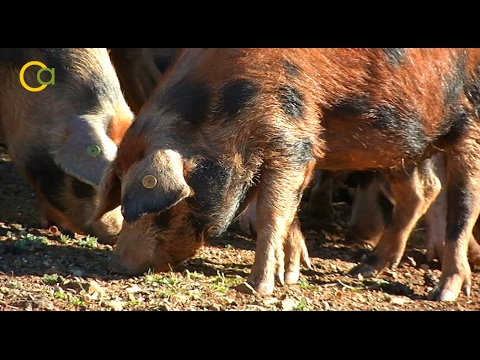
[292,300,314,311]
[210,271,241,292]
[13,233,48,251]
[42,273,61,285]
[59,234,71,244]
[77,235,98,249]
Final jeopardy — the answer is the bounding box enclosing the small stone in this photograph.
[72,269,83,277]
[125,284,141,293]
[235,282,258,295]
[281,297,298,311]
[88,280,106,296]
[107,301,124,311]
[390,296,411,305]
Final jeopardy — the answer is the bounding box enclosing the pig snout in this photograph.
[84,205,123,245]
[108,211,201,275]
[109,253,147,275]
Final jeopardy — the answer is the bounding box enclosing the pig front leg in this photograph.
[247,163,314,296]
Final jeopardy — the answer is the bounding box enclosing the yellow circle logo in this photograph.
[19,61,55,92]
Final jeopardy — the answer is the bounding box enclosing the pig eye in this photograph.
[86,145,101,157]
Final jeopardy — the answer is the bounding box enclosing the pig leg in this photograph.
[424,153,448,263]
[424,153,480,267]
[424,187,448,263]
[248,163,315,296]
[283,216,311,285]
[469,220,480,265]
[306,170,336,219]
[428,133,480,301]
[350,158,441,278]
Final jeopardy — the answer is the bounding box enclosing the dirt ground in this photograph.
[0,145,479,311]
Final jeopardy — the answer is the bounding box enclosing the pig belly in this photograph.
[317,116,435,170]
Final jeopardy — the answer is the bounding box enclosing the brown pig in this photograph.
[94,48,480,301]
[0,48,134,243]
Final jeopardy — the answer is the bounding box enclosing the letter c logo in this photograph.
[19,61,55,92]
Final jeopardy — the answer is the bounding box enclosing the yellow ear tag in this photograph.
[87,145,101,157]
[142,174,158,189]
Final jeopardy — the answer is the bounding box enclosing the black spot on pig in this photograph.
[0,48,40,67]
[373,105,428,157]
[329,96,371,117]
[25,148,68,212]
[219,79,258,118]
[161,80,211,126]
[282,60,300,77]
[187,159,231,214]
[280,85,305,119]
[186,158,246,236]
[382,48,406,67]
[271,136,314,168]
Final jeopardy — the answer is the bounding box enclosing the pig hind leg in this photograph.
[424,153,480,268]
[306,170,336,219]
[429,130,480,301]
[349,158,441,278]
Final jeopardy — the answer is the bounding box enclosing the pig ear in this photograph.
[120,150,192,222]
[92,162,122,221]
[54,117,119,187]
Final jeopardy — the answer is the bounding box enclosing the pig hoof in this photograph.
[235,282,258,295]
[252,282,274,296]
[427,287,458,302]
[284,271,299,285]
[348,264,379,278]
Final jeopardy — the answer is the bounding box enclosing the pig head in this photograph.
[0,48,134,243]
[94,132,257,274]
